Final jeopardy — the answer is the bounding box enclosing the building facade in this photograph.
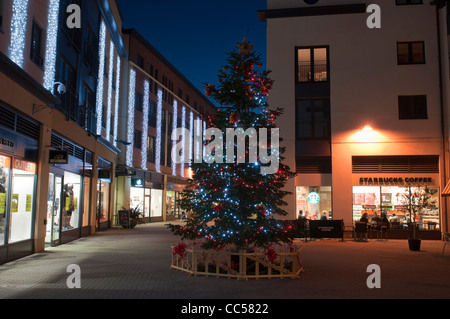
[0,0,126,263]
[260,0,450,238]
[115,29,216,224]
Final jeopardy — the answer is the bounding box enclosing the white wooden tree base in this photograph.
[171,241,304,280]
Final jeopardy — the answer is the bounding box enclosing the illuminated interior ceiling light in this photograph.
[172,100,178,176]
[141,79,150,170]
[43,0,60,91]
[96,20,107,135]
[114,55,121,146]
[155,89,163,173]
[126,68,136,167]
[189,111,194,167]
[181,106,186,177]
[9,0,29,68]
[106,40,115,139]
[362,125,373,132]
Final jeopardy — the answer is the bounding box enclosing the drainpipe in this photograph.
[434,0,449,233]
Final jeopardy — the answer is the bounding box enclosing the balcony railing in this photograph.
[298,64,328,82]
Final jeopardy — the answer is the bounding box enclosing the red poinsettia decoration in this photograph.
[173,242,187,259]
[265,247,278,263]
[229,112,240,125]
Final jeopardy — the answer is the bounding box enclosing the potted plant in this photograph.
[119,204,143,229]
[404,186,436,251]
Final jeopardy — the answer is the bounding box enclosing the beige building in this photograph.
[0,0,126,263]
[260,0,449,238]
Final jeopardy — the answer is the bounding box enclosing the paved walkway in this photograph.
[0,221,449,299]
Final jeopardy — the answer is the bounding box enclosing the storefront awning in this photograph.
[442,180,450,196]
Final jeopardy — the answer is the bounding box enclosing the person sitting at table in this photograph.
[389,213,399,223]
[371,212,381,227]
[360,212,369,223]
[380,212,390,229]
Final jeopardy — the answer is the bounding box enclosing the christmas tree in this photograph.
[167,38,296,251]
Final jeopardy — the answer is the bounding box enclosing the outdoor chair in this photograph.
[354,222,368,241]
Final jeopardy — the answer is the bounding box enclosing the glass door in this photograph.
[45,173,62,246]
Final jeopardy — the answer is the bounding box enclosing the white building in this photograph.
[260,0,450,238]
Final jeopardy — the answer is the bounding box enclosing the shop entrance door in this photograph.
[45,173,62,246]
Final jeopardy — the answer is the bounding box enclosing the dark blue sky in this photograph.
[116,0,267,101]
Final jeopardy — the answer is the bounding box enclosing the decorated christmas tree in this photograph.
[167,38,296,251]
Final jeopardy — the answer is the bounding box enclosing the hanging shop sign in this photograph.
[49,150,69,164]
[307,192,320,204]
[359,177,433,185]
[131,178,144,187]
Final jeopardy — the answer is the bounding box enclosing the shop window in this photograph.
[62,172,81,232]
[397,41,425,65]
[352,186,440,230]
[297,47,328,82]
[8,159,36,244]
[150,189,162,218]
[82,177,90,227]
[296,186,332,220]
[0,155,10,246]
[167,191,175,217]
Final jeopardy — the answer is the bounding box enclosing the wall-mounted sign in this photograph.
[13,158,36,173]
[131,178,143,187]
[359,177,433,186]
[49,150,69,164]
[0,134,16,154]
[307,192,320,204]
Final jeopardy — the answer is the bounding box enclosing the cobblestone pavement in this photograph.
[0,221,449,299]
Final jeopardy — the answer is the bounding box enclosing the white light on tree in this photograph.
[96,20,107,135]
[126,68,136,167]
[172,100,178,176]
[155,89,163,173]
[43,0,60,91]
[141,79,150,170]
[106,40,115,139]
[114,55,121,146]
[9,0,29,68]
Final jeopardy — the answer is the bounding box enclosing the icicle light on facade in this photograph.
[9,0,29,68]
[96,21,107,135]
[43,0,60,92]
[181,106,186,177]
[126,68,136,167]
[141,79,150,170]
[172,100,178,176]
[189,111,193,167]
[114,55,121,146]
[106,40,115,139]
[155,89,163,173]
